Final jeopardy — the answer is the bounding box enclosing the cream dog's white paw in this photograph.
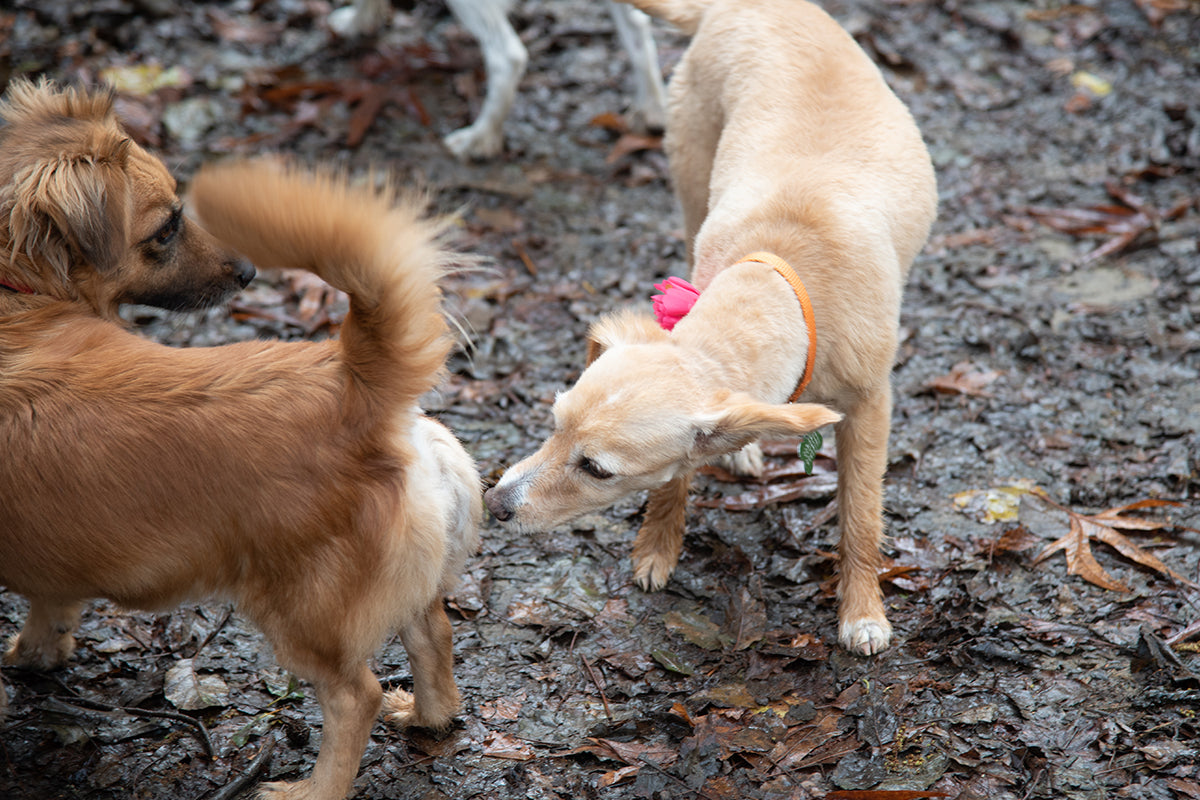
[632,552,676,592]
[839,617,892,656]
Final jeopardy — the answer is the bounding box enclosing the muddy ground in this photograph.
[2,1,1199,798]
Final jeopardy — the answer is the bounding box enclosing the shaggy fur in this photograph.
[485,0,937,656]
[0,78,253,318]
[0,158,480,800]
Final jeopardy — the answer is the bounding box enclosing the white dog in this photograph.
[330,0,668,159]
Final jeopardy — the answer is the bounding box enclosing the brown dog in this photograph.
[0,157,481,799]
[0,78,254,318]
[485,0,937,656]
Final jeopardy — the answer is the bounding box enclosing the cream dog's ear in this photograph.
[691,392,841,461]
[585,308,668,364]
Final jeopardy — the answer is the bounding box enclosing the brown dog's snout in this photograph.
[230,257,255,288]
[483,486,511,521]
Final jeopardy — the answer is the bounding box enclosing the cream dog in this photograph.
[1,159,480,799]
[485,0,937,656]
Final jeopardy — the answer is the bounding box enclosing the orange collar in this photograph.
[733,252,816,402]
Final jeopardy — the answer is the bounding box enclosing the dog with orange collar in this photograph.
[485,0,936,657]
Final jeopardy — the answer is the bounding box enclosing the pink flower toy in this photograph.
[651,277,701,331]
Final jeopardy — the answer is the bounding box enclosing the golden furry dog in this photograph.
[485,0,937,656]
[0,78,254,318]
[0,158,481,800]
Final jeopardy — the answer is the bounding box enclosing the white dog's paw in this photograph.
[327,0,388,37]
[719,442,764,478]
[839,617,893,656]
[443,124,504,161]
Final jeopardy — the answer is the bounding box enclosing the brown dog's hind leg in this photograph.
[833,386,893,656]
[5,600,83,669]
[383,600,460,730]
[258,662,382,800]
[632,471,693,591]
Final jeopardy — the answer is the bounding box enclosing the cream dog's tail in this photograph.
[189,159,453,421]
[619,0,709,33]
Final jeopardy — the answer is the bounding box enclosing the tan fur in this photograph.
[485,0,937,656]
[0,78,254,318]
[0,159,481,800]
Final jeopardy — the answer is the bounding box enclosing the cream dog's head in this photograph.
[484,309,841,532]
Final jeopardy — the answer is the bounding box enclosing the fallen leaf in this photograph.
[569,737,679,768]
[1026,180,1192,263]
[825,791,950,799]
[605,132,662,163]
[925,360,1000,396]
[164,658,230,710]
[482,731,535,761]
[664,608,729,651]
[953,481,1039,523]
[589,111,627,133]
[1133,0,1190,25]
[1031,495,1194,592]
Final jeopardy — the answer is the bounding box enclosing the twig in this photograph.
[49,694,214,757]
[202,736,275,800]
[579,656,613,721]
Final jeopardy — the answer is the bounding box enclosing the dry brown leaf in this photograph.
[605,132,663,163]
[1026,181,1192,264]
[1031,495,1194,592]
[925,360,1000,396]
[481,731,534,761]
[825,792,951,800]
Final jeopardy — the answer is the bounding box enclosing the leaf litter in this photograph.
[2,1,1199,799]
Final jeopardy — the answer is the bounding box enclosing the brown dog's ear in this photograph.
[691,393,842,461]
[586,308,668,364]
[8,136,132,281]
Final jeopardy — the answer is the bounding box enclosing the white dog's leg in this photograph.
[606,1,668,132]
[328,0,390,37]
[444,0,527,160]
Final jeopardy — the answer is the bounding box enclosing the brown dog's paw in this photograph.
[256,779,321,800]
[381,687,457,731]
[4,631,75,669]
[838,616,893,656]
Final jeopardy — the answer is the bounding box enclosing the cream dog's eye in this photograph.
[578,457,613,480]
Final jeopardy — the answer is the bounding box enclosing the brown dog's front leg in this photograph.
[5,599,83,669]
[259,662,382,800]
[632,471,693,591]
[833,386,893,656]
[383,600,460,730]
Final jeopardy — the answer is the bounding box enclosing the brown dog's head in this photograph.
[0,78,254,318]
[484,309,841,532]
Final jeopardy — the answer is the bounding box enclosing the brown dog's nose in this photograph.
[483,487,511,522]
[231,257,255,287]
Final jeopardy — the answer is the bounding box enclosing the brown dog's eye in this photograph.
[150,209,182,246]
[579,457,613,480]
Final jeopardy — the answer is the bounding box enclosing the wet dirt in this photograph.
[2,1,1199,798]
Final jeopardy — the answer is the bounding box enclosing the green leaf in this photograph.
[797,430,823,474]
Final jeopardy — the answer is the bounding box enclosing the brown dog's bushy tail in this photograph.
[189,159,454,421]
[618,0,709,34]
